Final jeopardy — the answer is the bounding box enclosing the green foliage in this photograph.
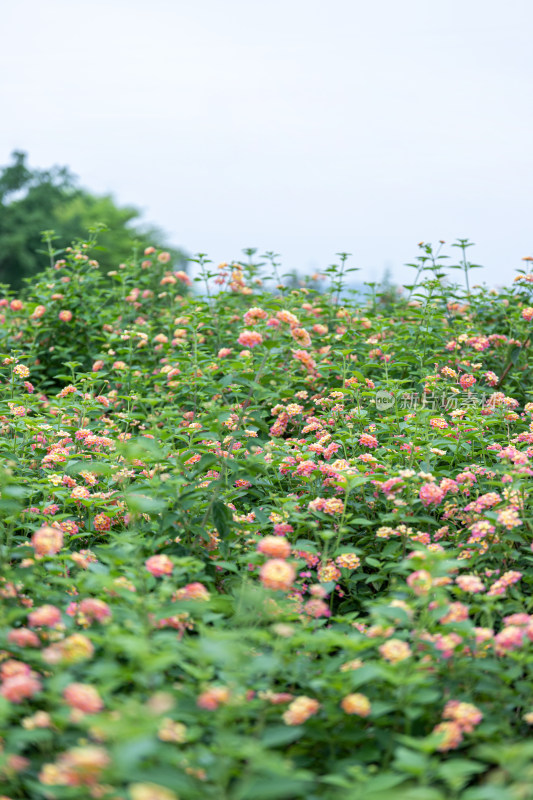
[0,235,532,798]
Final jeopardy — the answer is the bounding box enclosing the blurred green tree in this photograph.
[0,151,186,288]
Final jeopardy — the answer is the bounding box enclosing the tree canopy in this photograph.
[0,151,187,289]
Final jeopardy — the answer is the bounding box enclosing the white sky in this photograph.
[2,0,532,286]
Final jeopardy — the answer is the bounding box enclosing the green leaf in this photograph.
[211,560,238,573]
[393,746,430,777]
[235,775,312,799]
[437,759,485,791]
[261,725,304,747]
[212,499,232,538]
[124,492,166,513]
[67,460,112,476]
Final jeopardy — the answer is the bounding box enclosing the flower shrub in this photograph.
[0,239,532,798]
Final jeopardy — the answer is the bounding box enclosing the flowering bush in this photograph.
[0,239,533,798]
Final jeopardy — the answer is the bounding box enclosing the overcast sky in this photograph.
[2,0,532,286]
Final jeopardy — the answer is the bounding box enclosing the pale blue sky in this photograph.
[2,0,532,285]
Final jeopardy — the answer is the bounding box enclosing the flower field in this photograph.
[1,237,533,799]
